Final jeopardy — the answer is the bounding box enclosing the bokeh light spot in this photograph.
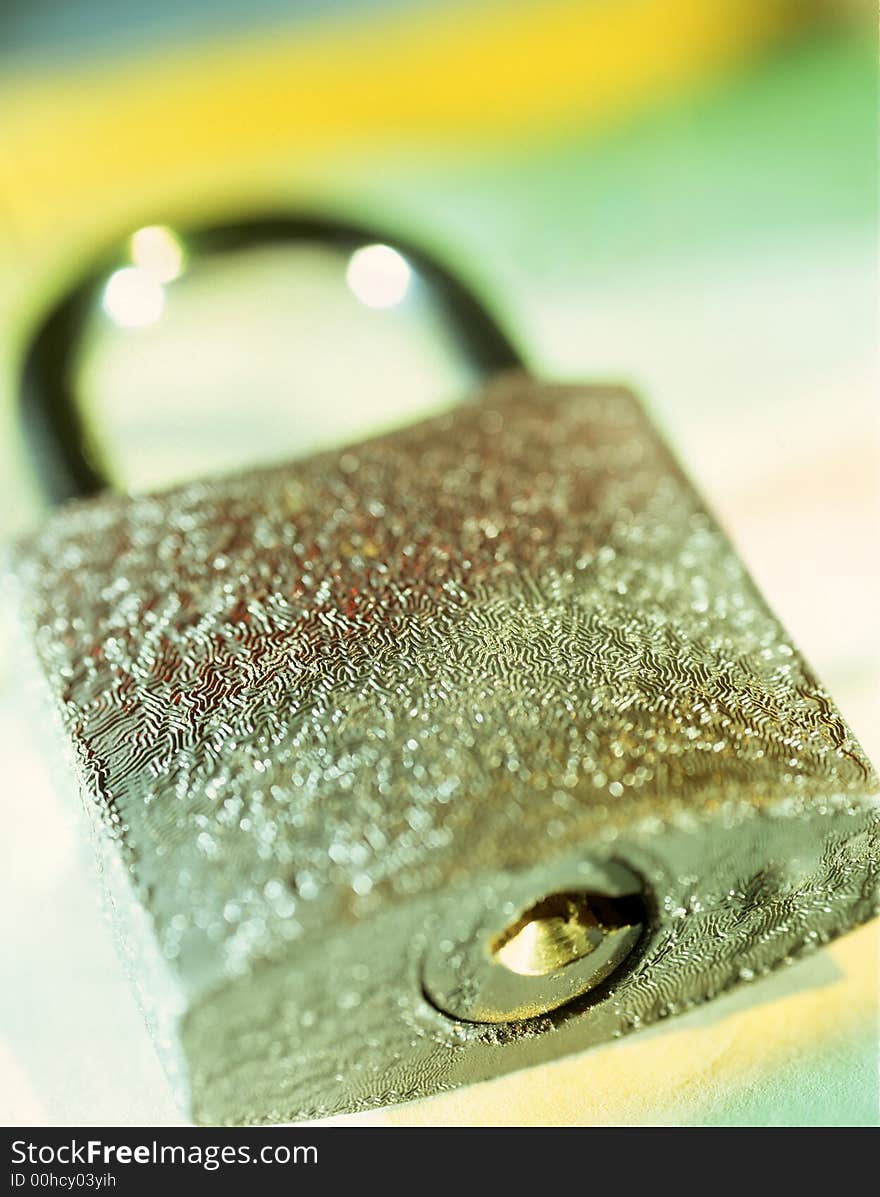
[102,267,165,329]
[130,225,186,283]
[346,244,411,309]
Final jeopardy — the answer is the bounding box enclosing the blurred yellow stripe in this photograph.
[2,0,796,246]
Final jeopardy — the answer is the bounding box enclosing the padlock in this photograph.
[8,214,879,1124]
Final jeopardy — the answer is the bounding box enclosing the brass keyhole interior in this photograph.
[490,890,644,978]
[422,869,648,1024]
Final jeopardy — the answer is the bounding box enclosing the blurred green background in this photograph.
[0,0,876,1127]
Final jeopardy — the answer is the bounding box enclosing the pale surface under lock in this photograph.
[423,879,647,1025]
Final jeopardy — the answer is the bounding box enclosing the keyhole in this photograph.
[490,891,643,977]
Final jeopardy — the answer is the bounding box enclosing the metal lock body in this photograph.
[9,374,879,1123]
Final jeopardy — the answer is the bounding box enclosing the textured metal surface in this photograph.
[7,373,879,1123]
